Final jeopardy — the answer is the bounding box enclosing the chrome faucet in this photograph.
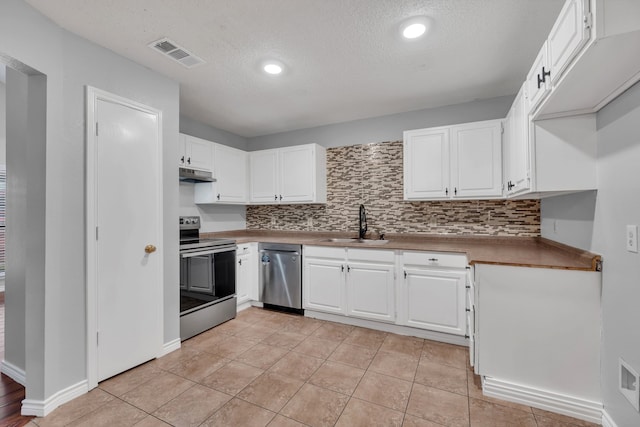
[359,204,368,239]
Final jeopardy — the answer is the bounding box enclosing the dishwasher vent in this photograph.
[148,37,205,68]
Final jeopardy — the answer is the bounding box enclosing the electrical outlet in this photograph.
[271,217,276,227]
[627,225,638,253]
[307,217,313,227]
[619,358,640,411]
[553,220,558,234]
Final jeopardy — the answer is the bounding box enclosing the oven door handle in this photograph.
[181,247,235,258]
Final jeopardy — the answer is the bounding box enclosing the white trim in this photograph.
[482,376,603,424]
[1,360,26,385]
[21,380,88,417]
[601,409,618,427]
[304,309,468,346]
[159,339,181,357]
[85,86,164,390]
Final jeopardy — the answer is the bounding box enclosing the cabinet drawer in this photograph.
[304,245,346,259]
[347,248,395,263]
[402,251,467,269]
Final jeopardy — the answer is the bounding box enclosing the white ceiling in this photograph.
[25,0,563,138]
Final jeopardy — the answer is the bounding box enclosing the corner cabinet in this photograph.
[403,119,503,201]
[249,144,327,204]
[503,82,597,199]
[195,142,248,204]
[179,133,214,172]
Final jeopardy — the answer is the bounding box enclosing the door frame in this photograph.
[85,86,164,389]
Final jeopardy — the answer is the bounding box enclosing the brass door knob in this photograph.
[145,245,157,254]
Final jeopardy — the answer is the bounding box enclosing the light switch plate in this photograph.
[627,225,638,253]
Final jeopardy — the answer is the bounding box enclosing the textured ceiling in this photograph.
[25,0,563,137]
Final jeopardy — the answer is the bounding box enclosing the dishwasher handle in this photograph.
[259,249,300,256]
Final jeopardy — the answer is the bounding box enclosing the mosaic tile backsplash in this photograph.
[247,141,540,236]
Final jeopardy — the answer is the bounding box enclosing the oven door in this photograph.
[180,247,236,299]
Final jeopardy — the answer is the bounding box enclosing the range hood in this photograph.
[179,167,215,183]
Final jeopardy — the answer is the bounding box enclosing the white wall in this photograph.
[247,95,514,150]
[540,191,596,250]
[0,0,180,405]
[0,80,5,163]
[541,81,640,426]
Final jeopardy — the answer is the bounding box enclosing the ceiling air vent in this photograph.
[148,37,205,69]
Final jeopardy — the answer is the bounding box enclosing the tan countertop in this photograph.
[203,230,601,271]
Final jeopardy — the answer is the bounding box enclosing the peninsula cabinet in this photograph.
[195,142,248,204]
[249,144,327,204]
[403,119,503,201]
[398,251,468,336]
[178,133,214,172]
[474,264,602,420]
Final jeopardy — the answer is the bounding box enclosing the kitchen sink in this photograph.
[324,238,389,245]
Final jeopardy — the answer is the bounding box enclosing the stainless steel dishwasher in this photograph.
[259,243,302,312]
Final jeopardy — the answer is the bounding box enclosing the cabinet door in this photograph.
[185,135,214,172]
[526,42,551,113]
[548,0,589,86]
[236,253,250,305]
[403,128,450,200]
[506,84,531,196]
[279,145,315,203]
[403,268,466,335]
[450,120,502,198]
[347,262,395,322]
[214,144,248,203]
[303,257,346,314]
[178,134,187,167]
[249,150,279,203]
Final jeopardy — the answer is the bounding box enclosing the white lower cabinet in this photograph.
[402,268,466,335]
[346,261,395,322]
[303,247,395,322]
[398,251,468,336]
[236,243,258,306]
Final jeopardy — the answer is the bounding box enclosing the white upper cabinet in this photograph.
[547,0,590,86]
[532,0,640,118]
[403,127,450,200]
[249,149,279,203]
[179,134,214,172]
[249,144,327,204]
[194,142,248,204]
[404,119,502,201]
[450,120,503,199]
[525,42,551,113]
[504,83,531,197]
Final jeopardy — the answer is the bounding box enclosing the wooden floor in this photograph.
[0,293,33,427]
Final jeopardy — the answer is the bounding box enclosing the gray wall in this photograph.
[0,81,5,163]
[1,0,180,403]
[247,95,514,150]
[180,115,248,151]
[541,81,640,426]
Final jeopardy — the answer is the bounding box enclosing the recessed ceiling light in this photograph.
[263,62,283,75]
[400,17,430,40]
[403,23,426,39]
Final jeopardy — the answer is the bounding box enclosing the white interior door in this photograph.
[88,88,163,384]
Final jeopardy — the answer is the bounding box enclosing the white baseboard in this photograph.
[159,338,181,357]
[304,310,468,346]
[1,359,26,385]
[601,410,618,427]
[21,379,88,417]
[237,301,253,312]
[483,376,603,424]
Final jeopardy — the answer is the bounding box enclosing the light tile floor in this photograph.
[30,307,599,427]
